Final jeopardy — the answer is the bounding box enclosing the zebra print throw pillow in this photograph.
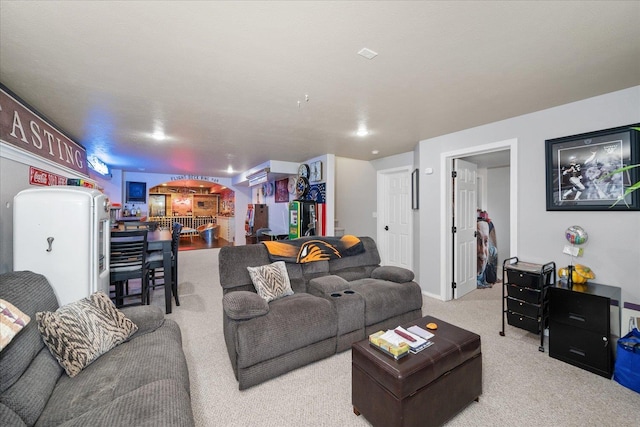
[36,292,137,377]
[247,261,294,302]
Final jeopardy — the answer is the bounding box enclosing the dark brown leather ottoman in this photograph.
[352,315,482,427]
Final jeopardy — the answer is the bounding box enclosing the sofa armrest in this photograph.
[371,266,415,283]
[308,275,351,297]
[223,291,269,320]
[120,305,165,338]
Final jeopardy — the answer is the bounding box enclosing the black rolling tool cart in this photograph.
[500,257,556,351]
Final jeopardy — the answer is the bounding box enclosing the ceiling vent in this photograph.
[357,48,378,60]
[247,168,270,187]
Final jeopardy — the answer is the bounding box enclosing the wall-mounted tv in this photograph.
[126,181,147,203]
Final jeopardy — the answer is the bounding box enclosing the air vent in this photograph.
[247,168,270,187]
[357,48,378,60]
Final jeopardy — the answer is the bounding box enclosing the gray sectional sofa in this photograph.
[0,271,194,427]
[218,236,423,389]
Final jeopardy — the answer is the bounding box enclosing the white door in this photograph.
[378,168,412,269]
[453,159,477,298]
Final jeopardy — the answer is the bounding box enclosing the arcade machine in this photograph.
[288,200,316,239]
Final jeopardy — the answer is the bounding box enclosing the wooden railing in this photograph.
[149,216,216,231]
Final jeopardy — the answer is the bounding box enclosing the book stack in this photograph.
[369,326,434,359]
[369,331,410,359]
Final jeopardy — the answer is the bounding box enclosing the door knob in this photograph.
[384,226,389,231]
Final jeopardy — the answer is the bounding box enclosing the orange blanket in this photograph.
[262,235,364,263]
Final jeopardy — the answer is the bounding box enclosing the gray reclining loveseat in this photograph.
[218,236,423,389]
[0,271,194,427]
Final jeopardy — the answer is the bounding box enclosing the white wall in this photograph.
[487,166,510,271]
[91,169,122,205]
[0,157,28,273]
[417,86,640,307]
[335,157,377,238]
[371,152,414,171]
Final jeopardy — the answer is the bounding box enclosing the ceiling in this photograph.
[1,1,639,178]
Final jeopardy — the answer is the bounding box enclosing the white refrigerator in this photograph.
[13,186,111,306]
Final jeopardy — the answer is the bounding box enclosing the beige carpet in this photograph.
[151,248,639,427]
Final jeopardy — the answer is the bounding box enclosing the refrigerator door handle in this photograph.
[46,237,54,252]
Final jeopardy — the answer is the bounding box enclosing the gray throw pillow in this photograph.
[247,261,294,302]
[36,292,137,377]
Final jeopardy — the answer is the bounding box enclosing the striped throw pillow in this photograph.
[247,261,294,302]
[36,292,137,377]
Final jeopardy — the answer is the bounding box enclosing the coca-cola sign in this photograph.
[29,166,67,186]
[1,87,88,176]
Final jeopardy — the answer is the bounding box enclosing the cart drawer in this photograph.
[506,284,542,304]
[506,268,552,289]
[505,269,542,288]
[507,297,540,319]
[507,311,541,334]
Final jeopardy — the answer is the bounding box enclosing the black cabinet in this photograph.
[500,257,556,352]
[549,282,621,378]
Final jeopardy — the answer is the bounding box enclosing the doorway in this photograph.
[377,166,413,270]
[440,139,518,301]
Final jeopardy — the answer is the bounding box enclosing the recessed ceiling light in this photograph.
[357,129,369,137]
[152,131,166,141]
[226,165,234,174]
[357,48,378,60]
[372,150,379,155]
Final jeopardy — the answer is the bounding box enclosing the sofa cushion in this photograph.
[36,292,138,377]
[36,379,194,427]
[300,260,331,289]
[328,236,381,273]
[0,299,31,351]
[235,293,337,368]
[0,346,62,426]
[0,403,27,427]
[120,305,165,339]
[247,261,294,302]
[349,278,423,325]
[301,260,330,276]
[35,320,190,426]
[371,266,415,283]
[219,244,272,290]
[223,291,269,320]
[0,271,61,427]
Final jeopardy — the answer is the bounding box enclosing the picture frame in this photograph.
[126,181,146,203]
[411,169,419,210]
[545,124,640,211]
[310,160,323,182]
[275,178,289,203]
